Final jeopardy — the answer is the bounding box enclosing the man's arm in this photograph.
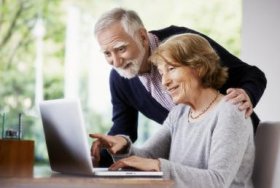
[108,69,139,142]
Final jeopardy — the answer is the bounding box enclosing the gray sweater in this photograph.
[123,99,255,188]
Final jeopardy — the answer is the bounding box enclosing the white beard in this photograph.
[114,41,146,79]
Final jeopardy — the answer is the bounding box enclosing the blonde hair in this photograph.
[149,33,228,89]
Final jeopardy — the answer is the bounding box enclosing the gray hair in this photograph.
[94,8,144,38]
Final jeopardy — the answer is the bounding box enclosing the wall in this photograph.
[242,0,280,121]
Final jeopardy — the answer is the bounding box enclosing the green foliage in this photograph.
[0,0,65,110]
[0,0,65,162]
[43,74,64,100]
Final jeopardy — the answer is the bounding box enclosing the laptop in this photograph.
[39,98,163,177]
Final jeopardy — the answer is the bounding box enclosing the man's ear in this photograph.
[138,28,149,47]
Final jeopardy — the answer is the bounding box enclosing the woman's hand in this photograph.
[89,134,128,166]
[109,156,160,171]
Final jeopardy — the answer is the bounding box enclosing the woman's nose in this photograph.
[162,74,171,87]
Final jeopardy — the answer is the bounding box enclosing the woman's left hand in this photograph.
[109,156,160,171]
[225,88,253,118]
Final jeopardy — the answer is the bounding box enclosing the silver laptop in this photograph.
[39,98,163,177]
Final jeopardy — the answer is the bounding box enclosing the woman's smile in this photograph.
[167,85,179,96]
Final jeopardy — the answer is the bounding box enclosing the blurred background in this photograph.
[0,0,241,167]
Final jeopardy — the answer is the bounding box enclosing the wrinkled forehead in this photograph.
[97,24,133,51]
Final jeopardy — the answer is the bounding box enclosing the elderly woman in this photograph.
[90,33,255,188]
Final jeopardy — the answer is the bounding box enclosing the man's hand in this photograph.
[225,88,253,118]
[109,156,160,172]
[89,134,128,166]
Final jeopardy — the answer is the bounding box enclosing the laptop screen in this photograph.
[40,99,94,175]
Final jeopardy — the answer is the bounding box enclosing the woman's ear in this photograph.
[194,66,204,79]
[192,68,201,78]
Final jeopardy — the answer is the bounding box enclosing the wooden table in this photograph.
[0,171,174,188]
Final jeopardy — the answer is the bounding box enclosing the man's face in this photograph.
[97,23,147,79]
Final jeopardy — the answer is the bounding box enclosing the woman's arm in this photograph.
[159,103,254,188]
[108,126,172,172]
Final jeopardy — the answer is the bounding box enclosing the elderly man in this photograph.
[92,8,266,166]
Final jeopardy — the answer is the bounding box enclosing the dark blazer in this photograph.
[108,26,267,141]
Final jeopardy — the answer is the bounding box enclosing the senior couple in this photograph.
[89,8,266,188]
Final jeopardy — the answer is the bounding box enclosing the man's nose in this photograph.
[111,54,123,68]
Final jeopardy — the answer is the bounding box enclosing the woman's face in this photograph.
[157,60,200,104]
